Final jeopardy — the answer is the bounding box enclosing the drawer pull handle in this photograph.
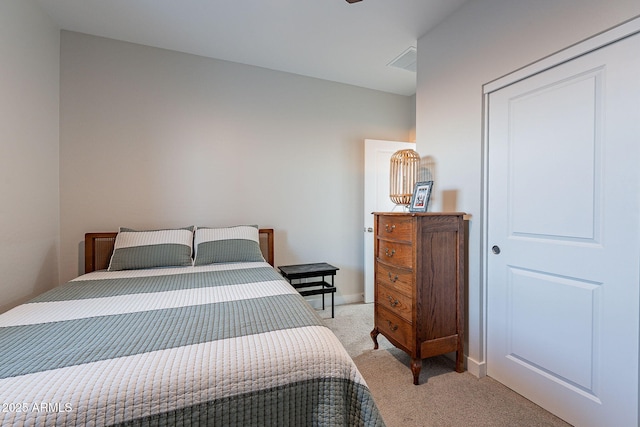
[387,320,398,331]
[388,272,399,282]
[387,296,399,307]
[384,248,396,257]
[385,224,396,233]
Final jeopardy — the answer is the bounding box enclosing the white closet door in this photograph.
[486,32,640,426]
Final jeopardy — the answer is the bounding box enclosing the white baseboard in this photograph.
[466,356,487,378]
[303,293,363,309]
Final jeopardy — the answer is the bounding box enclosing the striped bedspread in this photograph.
[0,262,384,426]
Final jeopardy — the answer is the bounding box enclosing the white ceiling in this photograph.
[35,0,468,96]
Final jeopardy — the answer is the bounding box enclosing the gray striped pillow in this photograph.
[108,227,194,271]
[194,225,264,266]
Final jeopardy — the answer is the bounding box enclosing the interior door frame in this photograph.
[480,15,640,377]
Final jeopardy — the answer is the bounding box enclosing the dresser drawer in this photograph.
[377,215,413,242]
[376,263,413,296]
[376,240,412,269]
[376,283,413,322]
[376,306,414,350]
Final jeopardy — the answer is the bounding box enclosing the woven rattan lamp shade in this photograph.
[390,149,420,205]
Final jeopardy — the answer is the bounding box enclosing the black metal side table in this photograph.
[278,262,339,318]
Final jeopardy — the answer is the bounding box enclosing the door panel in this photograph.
[509,70,600,240]
[508,268,600,392]
[487,33,640,426]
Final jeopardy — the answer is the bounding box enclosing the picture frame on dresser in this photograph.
[408,181,433,212]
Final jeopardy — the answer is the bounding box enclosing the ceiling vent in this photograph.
[388,46,417,72]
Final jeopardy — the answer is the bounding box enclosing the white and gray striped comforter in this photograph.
[0,262,384,426]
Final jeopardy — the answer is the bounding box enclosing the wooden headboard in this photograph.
[84,228,275,273]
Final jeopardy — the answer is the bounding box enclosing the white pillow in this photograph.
[194,225,264,266]
[108,227,194,271]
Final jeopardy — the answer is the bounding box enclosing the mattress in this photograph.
[0,262,384,426]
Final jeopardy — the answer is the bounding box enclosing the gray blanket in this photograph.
[0,263,384,426]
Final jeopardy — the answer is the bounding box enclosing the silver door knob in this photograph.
[492,245,501,255]
[366,227,373,232]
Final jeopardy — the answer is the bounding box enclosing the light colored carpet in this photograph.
[318,303,572,427]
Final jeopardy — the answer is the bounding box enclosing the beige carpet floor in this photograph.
[318,303,572,427]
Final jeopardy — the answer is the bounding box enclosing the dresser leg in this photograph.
[411,358,421,385]
[456,349,464,373]
[370,327,380,350]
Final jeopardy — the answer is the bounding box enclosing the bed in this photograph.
[0,226,384,426]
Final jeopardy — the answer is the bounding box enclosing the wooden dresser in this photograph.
[370,212,466,385]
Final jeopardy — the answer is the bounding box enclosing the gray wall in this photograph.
[0,0,60,313]
[59,31,413,305]
[415,0,640,376]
